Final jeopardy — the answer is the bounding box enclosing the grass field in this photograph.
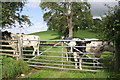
[30,30,97,40]
[24,69,109,78]
[23,30,112,78]
[73,30,97,39]
[30,30,61,40]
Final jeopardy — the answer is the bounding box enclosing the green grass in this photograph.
[2,56,31,78]
[22,30,112,78]
[73,30,97,39]
[0,56,2,80]
[24,69,109,78]
[30,30,61,40]
[30,30,97,40]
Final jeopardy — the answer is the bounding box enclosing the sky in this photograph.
[3,0,119,34]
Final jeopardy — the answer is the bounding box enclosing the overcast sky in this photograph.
[90,1,118,18]
[2,0,119,34]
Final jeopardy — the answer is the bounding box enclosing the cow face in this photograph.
[102,42,114,52]
[2,31,12,40]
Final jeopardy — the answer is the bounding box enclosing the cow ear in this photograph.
[5,31,8,33]
[9,32,11,34]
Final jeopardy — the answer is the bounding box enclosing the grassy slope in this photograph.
[24,30,109,78]
[30,30,61,40]
[30,30,97,40]
[73,30,97,39]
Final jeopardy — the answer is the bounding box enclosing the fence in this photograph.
[21,40,114,72]
[0,38,22,60]
[0,39,114,72]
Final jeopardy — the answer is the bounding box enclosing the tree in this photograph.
[98,6,120,73]
[0,1,31,28]
[90,18,102,32]
[40,2,93,38]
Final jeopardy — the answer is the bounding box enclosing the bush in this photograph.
[2,56,31,78]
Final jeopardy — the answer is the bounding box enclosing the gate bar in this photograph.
[29,65,100,72]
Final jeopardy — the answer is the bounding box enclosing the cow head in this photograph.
[102,42,114,52]
[2,31,12,40]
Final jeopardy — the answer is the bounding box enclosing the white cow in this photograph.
[11,33,40,55]
[86,41,103,57]
[86,41,114,57]
[2,31,40,55]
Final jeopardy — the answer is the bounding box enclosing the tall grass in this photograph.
[2,56,31,78]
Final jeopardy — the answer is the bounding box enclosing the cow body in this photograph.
[64,38,85,69]
[64,37,113,70]
[2,31,40,55]
[86,41,114,57]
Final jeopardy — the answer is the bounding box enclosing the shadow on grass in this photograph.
[49,34,62,40]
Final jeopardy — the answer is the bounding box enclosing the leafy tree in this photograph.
[0,1,31,28]
[90,18,102,32]
[98,6,120,73]
[40,2,93,38]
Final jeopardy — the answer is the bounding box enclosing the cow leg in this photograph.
[32,50,36,55]
[13,51,16,57]
[37,48,39,55]
[32,47,37,55]
[79,56,82,70]
[73,52,78,69]
[33,44,40,55]
[66,53,69,61]
[66,47,72,61]
[13,51,15,55]
[93,54,96,66]
[36,47,39,55]
[37,43,39,55]
[66,49,69,61]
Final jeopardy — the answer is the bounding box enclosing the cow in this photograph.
[62,37,113,70]
[62,37,90,61]
[86,41,114,57]
[2,31,19,55]
[62,37,86,69]
[85,41,114,67]
[2,31,40,55]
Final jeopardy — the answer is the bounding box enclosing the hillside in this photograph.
[30,30,97,40]
[30,30,60,40]
[73,30,97,39]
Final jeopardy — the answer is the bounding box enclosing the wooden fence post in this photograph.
[17,36,23,59]
[15,40,19,60]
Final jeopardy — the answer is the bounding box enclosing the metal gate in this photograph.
[22,40,113,72]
